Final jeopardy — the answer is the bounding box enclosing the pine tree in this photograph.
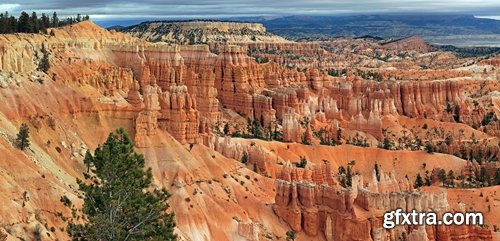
[453,104,461,122]
[424,170,432,186]
[478,166,490,186]
[286,230,296,241]
[51,12,59,27]
[15,123,30,151]
[30,12,39,33]
[251,120,263,138]
[414,173,424,188]
[425,142,435,153]
[438,169,446,184]
[223,122,230,136]
[374,163,380,181]
[8,15,16,33]
[294,156,308,168]
[40,13,50,33]
[381,129,393,150]
[0,11,88,34]
[38,43,50,73]
[66,129,177,241]
[447,170,455,187]
[0,13,6,33]
[338,166,346,175]
[345,165,353,187]
[17,11,30,32]
[241,151,249,164]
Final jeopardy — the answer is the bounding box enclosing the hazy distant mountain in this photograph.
[231,14,500,46]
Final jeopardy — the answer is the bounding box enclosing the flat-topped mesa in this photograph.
[122,20,290,46]
[169,21,267,32]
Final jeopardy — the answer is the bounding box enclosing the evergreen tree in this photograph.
[253,163,258,173]
[459,145,468,160]
[424,170,432,186]
[52,12,59,27]
[453,104,461,122]
[294,156,307,168]
[0,13,7,33]
[241,151,249,164]
[338,166,346,175]
[223,122,230,136]
[30,12,39,33]
[40,13,50,33]
[15,123,30,151]
[445,103,452,113]
[17,11,30,32]
[345,165,353,187]
[8,15,16,33]
[374,163,380,181]
[251,120,263,138]
[381,129,393,150]
[414,173,424,188]
[447,170,455,187]
[478,166,490,186]
[425,142,435,153]
[0,11,88,34]
[272,122,282,141]
[38,43,50,73]
[286,231,296,241]
[66,129,177,241]
[476,149,484,164]
[438,169,446,184]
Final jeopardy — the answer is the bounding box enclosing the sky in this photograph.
[1,0,500,26]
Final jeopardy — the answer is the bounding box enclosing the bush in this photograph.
[294,156,307,168]
[286,230,296,241]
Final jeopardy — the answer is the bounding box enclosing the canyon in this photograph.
[0,20,498,241]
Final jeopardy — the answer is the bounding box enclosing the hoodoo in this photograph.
[0,9,499,241]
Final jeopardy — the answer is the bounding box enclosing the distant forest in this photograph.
[0,12,89,34]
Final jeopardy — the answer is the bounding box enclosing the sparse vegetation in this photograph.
[15,123,30,151]
[38,43,50,73]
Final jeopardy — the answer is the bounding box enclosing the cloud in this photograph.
[2,0,500,19]
[0,3,20,12]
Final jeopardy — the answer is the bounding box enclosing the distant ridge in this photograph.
[121,20,289,45]
[231,14,500,46]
